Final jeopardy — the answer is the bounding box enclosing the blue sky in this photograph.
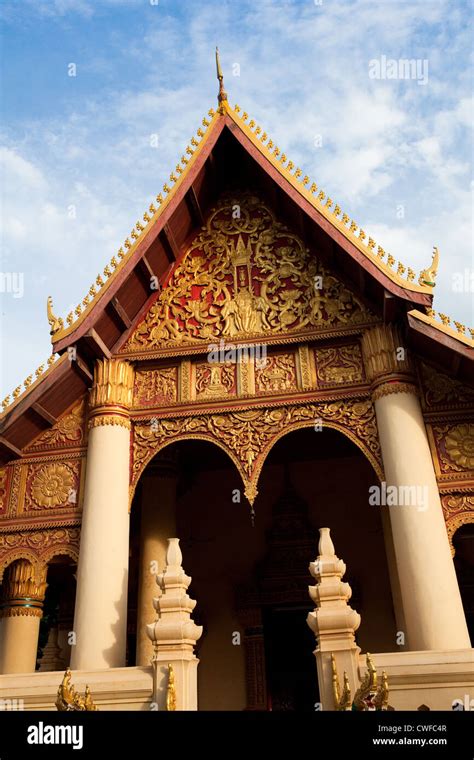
[1,0,473,397]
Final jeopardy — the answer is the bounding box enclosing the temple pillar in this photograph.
[0,560,47,674]
[71,359,134,670]
[307,528,361,710]
[136,454,178,666]
[146,538,202,710]
[362,324,470,650]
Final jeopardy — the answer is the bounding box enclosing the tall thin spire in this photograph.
[215,46,228,113]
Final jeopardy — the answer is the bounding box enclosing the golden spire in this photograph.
[215,46,228,113]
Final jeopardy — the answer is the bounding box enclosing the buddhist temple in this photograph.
[0,51,473,712]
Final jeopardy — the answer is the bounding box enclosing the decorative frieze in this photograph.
[134,368,178,407]
[315,344,365,387]
[255,353,296,394]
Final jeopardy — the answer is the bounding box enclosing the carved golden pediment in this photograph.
[121,194,374,354]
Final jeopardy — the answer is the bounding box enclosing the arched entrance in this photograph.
[453,524,474,646]
[127,423,396,710]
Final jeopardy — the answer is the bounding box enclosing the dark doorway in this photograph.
[263,604,318,711]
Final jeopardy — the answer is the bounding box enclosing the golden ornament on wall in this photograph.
[30,463,76,509]
[444,424,474,470]
[28,400,85,449]
[122,193,373,354]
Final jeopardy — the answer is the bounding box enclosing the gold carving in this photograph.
[238,356,255,396]
[132,399,382,503]
[0,560,47,617]
[445,424,474,470]
[195,363,236,400]
[0,467,7,513]
[442,494,474,515]
[179,360,192,402]
[56,669,97,711]
[0,528,80,573]
[372,381,418,401]
[89,359,134,410]
[28,463,77,510]
[420,363,474,408]
[88,415,131,430]
[297,344,313,391]
[361,324,413,384]
[315,345,364,386]
[134,368,177,407]
[332,653,352,711]
[28,399,85,449]
[418,246,439,288]
[255,354,296,394]
[122,194,372,353]
[442,496,474,555]
[166,664,177,711]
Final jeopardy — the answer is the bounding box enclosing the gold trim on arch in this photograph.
[130,399,383,507]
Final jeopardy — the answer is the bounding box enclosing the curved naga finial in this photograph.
[47,296,64,335]
[331,653,352,711]
[418,246,439,287]
[56,669,97,711]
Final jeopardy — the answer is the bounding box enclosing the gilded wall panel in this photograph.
[121,193,375,356]
[314,344,365,387]
[428,422,474,478]
[194,362,237,401]
[255,353,297,394]
[419,362,474,411]
[25,398,86,451]
[24,460,82,513]
[134,367,178,407]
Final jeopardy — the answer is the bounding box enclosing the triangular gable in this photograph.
[119,192,376,357]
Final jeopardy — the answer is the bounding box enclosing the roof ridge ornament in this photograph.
[215,46,228,113]
[418,245,439,287]
[47,295,64,336]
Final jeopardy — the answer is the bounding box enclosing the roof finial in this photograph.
[418,245,439,288]
[215,46,228,113]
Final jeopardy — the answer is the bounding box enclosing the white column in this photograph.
[362,325,470,651]
[71,359,134,670]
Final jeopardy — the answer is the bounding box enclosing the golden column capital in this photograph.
[0,560,47,618]
[88,358,134,429]
[361,323,417,398]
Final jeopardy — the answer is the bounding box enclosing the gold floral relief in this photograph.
[134,368,178,407]
[315,344,365,387]
[255,354,297,394]
[25,462,80,511]
[195,362,237,400]
[420,363,474,408]
[434,423,474,473]
[122,193,373,353]
[26,399,85,450]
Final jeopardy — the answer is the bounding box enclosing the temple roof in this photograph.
[0,61,472,462]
